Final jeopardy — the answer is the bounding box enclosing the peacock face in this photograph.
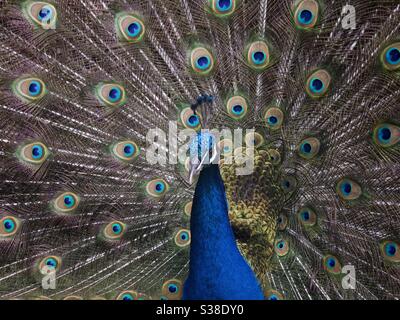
[188,132,218,183]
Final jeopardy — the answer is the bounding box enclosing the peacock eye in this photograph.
[245,132,264,149]
[381,43,400,71]
[274,239,290,257]
[245,41,271,70]
[180,107,202,130]
[190,47,215,75]
[336,178,362,201]
[146,179,169,198]
[265,107,284,130]
[95,83,126,108]
[294,0,319,29]
[53,192,80,214]
[277,214,288,231]
[18,142,49,165]
[116,13,145,43]
[281,176,297,193]
[38,256,61,272]
[162,279,182,300]
[298,137,321,159]
[12,77,47,102]
[184,201,192,217]
[218,139,233,156]
[226,95,248,120]
[322,255,342,275]
[373,123,400,148]
[116,291,137,300]
[380,241,400,263]
[297,207,317,227]
[210,0,236,17]
[306,69,331,98]
[265,289,284,300]
[0,216,21,237]
[174,229,191,247]
[111,140,140,162]
[24,2,57,29]
[268,149,281,165]
[103,221,126,240]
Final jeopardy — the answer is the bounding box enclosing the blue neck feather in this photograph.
[183,165,264,300]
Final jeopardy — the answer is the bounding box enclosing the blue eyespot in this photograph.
[122,293,134,300]
[126,22,142,37]
[385,242,397,257]
[45,258,58,269]
[267,116,278,125]
[195,56,211,70]
[63,195,75,208]
[31,145,44,160]
[112,223,123,235]
[301,211,310,221]
[378,127,392,143]
[168,284,178,294]
[38,5,53,22]
[180,231,189,241]
[301,142,312,154]
[298,9,313,25]
[155,182,165,193]
[28,81,42,97]
[386,48,400,65]
[327,258,336,268]
[108,87,122,103]
[123,143,135,157]
[3,219,15,233]
[251,51,267,65]
[187,114,200,128]
[216,0,233,12]
[269,295,278,300]
[341,182,352,196]
[310,78,324,93]
[232,104,244,116]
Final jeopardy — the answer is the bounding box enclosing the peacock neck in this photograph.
[190,164,237,256]
[183,164,264,300]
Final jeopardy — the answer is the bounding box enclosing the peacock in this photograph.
[0,0,399,300]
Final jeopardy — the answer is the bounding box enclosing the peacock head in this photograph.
[188,131,219,184]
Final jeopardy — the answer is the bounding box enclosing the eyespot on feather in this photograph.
[146,179,169,198]
[306,69,331,98]
[0,216,21,238]
[373,123,400,148]
[190,47,215,75]
[180,107,202,131]
[23,1,57,29]
[12,77,47,102]
[174,229,191,247]
[265,107,284,130]
[95,83,126,108]
[245,41,271,70]
[322,255,342,275]
[162,279,182,300]
[381,42,400,71]
[17,142,50,166]
[111,140,140,162]
[226,95,248,120]
[102,221,127,240]
[209,0,237,17]
[336,178,362,201]
[298,137,321,159]
[52,192,80,214]
[380,241,400,263]
[115,13,145,43]
[293,0,319,29]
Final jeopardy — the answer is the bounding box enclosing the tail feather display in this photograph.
[0,0,399,300]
